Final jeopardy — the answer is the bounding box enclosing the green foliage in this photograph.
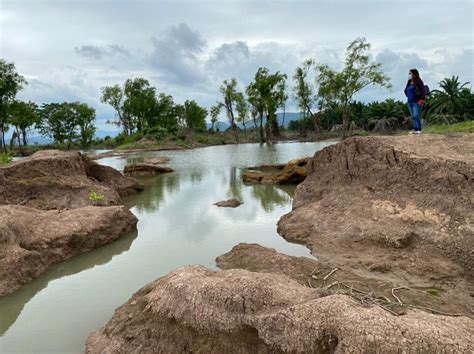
[181,100,207,132]
[246,67,287,142]
[89,191,104,204]
[293,59,316,121]
[37,102,96,148]
[424,120,474,134]
[209,103,222,131]
[316,37,392,136]
[0,152,13,164]
[0,59,27,152]
[7,100,39,147]
[235,92,249,129]
[219,78,239,129]
[424,76,473,123]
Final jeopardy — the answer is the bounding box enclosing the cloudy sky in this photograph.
[1,0,473,131]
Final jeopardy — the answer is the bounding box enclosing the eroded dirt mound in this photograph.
[0,150,143,210]
[86,265,473,353]
[278,134,474,316]
[242,157,309,185]
[0,204,138,297]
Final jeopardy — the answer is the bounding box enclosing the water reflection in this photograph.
[0,141,337,353]
[251,184,295,212]
[0,230,137,335]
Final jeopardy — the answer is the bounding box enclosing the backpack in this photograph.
[415,84,430,98]
[424,85,430,96]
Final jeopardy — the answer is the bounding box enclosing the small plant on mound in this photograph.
[0,152,13,164]
[89,191,104,205]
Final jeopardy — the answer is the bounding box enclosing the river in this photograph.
[0,141,335,353]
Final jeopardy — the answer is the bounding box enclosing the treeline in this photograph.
[1,37,473,153]
[0,59,98,152]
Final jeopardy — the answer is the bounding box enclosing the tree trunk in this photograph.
[22,129,28,146]
[258,114,265,144]
[342,106,350,139]
[0,130,5,153]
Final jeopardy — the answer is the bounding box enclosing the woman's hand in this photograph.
[418,99,425,107]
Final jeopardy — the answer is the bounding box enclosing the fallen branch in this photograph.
[323,267,339,280]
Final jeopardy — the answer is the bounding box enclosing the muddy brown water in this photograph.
[0,141,335,353]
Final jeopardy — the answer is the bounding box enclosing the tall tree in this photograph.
[7,100,39,149]
[219,78,239,130]
[209,103,222,132]
[0,59,27,152]
[293,59,320,131]
[38,102,96,148]
[74,102,96,148]
[182,100,207,132]
[123,77,157,132]
[246,67,287,143]
[316,38,391,138]
[235,92,249,135]
[151,93,179,134]
[101,84,131,135]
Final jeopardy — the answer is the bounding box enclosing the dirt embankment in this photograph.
[278,134,473,312]
[86,134,473,352]
[86,264,472,353]
[0,150,142,296]
[0,150,143,210]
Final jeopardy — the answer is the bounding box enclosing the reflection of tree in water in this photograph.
[125,173,181,213]
[189,169,203,184]
[0,230,138,335]
[251,184,295,212]
[228,166,243,201]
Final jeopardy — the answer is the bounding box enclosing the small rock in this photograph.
[213,199,243,208]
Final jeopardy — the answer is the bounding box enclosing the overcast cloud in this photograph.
[1,0,472,131]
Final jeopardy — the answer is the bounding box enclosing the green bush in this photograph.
[0,152,13,164]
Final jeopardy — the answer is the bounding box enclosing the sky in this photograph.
[1,0,473,131]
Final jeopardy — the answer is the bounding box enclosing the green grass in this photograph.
[424,120,474,134]
[0,152,13,164]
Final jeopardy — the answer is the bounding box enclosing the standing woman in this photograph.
[404,69,426,134]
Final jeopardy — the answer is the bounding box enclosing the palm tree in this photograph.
[425,76,471,121]
[367,99,404,132]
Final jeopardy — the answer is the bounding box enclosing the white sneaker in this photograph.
[415,131,421,135]
[409,131,415,135]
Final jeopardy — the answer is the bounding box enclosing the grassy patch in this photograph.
[424,120,474,134]
[0,152,13,164]
[425,288,444,297]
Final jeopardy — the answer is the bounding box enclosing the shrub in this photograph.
[0,152,13,164]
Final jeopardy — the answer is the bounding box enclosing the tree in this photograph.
[367,99,404,132]
[182,100,207,132]
[151,93,180,134]
[246,67,287,143]
[293,59,320,131]
[0,59,27,152]
[38,102,96,148]
[425,76,472,123]
[235,92,249,134]
[316,38,391,138]
[7,100,39,149]
[219,78,239,130]
[123,77,157,132]
[74,102,96,147]
[101,84,130,135]
[209,103,222,132]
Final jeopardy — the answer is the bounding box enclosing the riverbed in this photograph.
[0,141,335,353]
